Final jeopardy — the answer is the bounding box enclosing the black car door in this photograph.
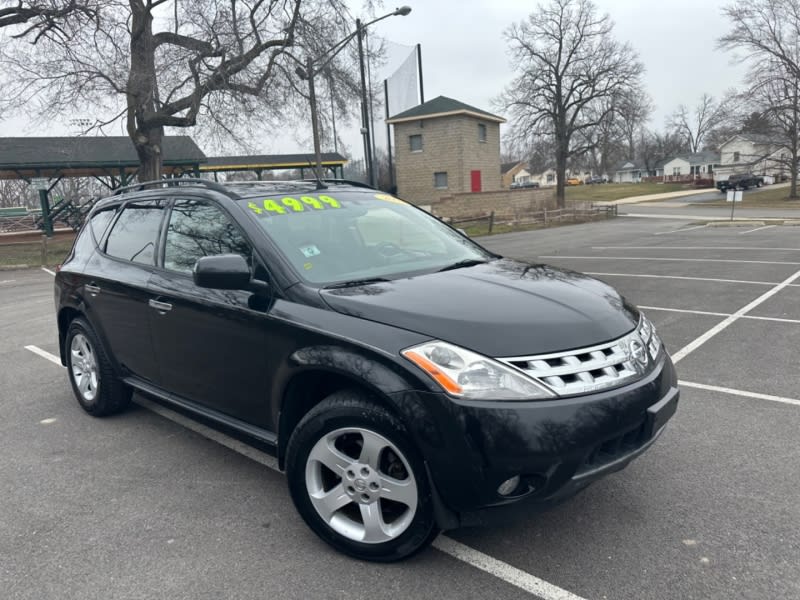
[147,197,272,426]
[81,198,165,383]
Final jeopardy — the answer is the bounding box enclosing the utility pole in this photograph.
[357,19,375,187]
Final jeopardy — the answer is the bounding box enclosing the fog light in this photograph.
[497,475,521,496]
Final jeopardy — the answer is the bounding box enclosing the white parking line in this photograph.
[639,305,800,325]
[654,225,707,235]
[0,279,16,285]
[671,268,800,364]
[24,344,62,365]
[679,380,800,408]
[23,343,582,600]
[41,267,56,276]
[432,536,586,600]
[585,272,777,287]
[740,225,776,235]
[739,225,775,235]
[540,256,800,265]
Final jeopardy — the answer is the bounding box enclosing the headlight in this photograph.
[402,341,556,400]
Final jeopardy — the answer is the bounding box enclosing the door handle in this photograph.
[85,283,101,296]
[148,299,173,313]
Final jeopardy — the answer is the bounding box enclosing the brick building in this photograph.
[386,96,505,204]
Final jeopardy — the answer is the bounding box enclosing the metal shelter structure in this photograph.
[0,137,349,236]
[199,152,347,181]
[0,136,206,235]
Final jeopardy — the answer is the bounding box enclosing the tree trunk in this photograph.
[127,1,163,182]
[555,147,567,209]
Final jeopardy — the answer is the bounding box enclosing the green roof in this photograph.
[387,96,505,123]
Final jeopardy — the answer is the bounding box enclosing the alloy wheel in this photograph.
[70,333,99,403]
[305,427,418,544]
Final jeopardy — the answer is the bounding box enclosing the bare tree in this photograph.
[638,128,688,175]
[0,0,361,181]
[746,65,800,197]
[719,0,800,198]
[617,89,654,158]
[667,93,734,153]
[498,0,644,207]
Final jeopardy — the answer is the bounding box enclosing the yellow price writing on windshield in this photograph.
[249,195,342,215]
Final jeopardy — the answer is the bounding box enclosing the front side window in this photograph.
[409,134,423,152]
[242,191,490,285]
[434,172,448,189]
[105,200,165,265]
[163,199,251,274]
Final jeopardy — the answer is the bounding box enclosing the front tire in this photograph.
[286,391,439,561]
[65,318,132,416]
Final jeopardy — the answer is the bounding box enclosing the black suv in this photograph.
[54,179,678,561]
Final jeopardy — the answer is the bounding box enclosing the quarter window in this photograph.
[434,172,448,189]
[89,208,116,243]
[105,200,165,265]
[163,199,251,274]
[409,134,423,152]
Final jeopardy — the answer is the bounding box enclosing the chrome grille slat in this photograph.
[500,318,662,396]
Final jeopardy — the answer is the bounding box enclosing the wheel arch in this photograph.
[275,345,430,470]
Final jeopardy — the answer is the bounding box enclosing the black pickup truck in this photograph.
[717,173,764,192]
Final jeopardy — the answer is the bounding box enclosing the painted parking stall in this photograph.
[8,218,800,600]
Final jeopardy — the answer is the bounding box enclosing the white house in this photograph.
[614,160,645,183]
[662,151,719,180]
[715,134,790,181]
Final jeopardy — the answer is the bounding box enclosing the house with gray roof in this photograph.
[662,151,720,181]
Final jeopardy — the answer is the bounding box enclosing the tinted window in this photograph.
[164,199,251,274]
[105,200,164,265]
[89,208,116,243]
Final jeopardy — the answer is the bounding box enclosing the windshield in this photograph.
[241,190,492,285]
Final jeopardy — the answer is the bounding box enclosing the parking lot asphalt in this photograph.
[2,217,799,600]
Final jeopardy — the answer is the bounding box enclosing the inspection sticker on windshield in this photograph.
[374,193,406,204]
[248,195,341,216]
[299,244,321,258]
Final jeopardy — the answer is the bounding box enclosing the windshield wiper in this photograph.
[323,277,391,290]
[437,258,488,272]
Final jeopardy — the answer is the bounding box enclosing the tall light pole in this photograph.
[291,6,411,186]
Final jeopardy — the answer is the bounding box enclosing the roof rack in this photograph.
[111,178,237,198]
[319,178,376,190]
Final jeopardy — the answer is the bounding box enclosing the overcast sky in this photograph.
[0,0,749,160]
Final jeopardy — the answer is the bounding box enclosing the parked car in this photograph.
[716,173,764,192]
[54,179,679,562]
[566,177,582,186]
[511,180,540,189]
[585,176,606,185]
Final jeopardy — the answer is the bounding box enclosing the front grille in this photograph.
[576,418,648,475]
[499,317,661,396]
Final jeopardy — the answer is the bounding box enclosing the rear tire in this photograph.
[286,390,439,561]
[65,318,132,416]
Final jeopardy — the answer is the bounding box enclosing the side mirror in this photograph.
[193,254,252,290]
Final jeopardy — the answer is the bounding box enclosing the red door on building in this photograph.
[470,170,482,192]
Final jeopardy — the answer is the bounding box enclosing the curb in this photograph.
[706,221,766,227]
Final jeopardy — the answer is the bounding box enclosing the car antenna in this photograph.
[307,159,328,190]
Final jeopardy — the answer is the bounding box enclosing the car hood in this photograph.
[319,259,639,357]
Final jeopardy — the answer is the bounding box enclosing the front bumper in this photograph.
[392,354,679,527]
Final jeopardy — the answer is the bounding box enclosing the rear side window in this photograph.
[89,208,116,243]
[105,200,165,265]
[163,199,251,274]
